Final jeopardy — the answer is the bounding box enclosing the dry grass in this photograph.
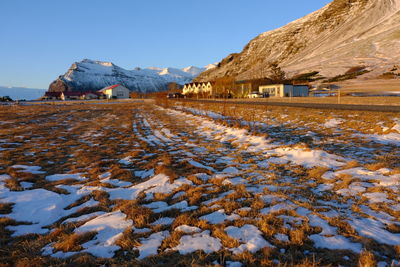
[289,229,306,246]
[341,160,360,170]
[333,174,357,191]
[251,197,266,211]
[185,187,205,206]
[110,165,134,182]
[0,100,398,266]
[115,228,141,251]
[53,231,97,252]
[212,226,240,248]
[0,203,13,214]
[308,166,330,181]
[358,250,376,267]
[160,231,184,250]
[180,96,400,106]
[114,200,153,228]
[365,162,387,171]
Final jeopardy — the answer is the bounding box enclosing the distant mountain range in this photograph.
[48,59,215,93]
[197,0,400,83]
[0,86,46,100]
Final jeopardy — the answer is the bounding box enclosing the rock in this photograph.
[48,78,69,92]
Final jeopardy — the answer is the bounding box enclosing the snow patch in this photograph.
[46,173,86,182]
[137,231,170,259]
[108,174,192,200]
[174,225,201,233]
[172,230,222,254]
[225,224,274,254]
[324,118,343,128]
[199,209,240,224]
[309,235,362,253]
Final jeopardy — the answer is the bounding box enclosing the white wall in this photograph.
[260,84,309,97]
[259,84,284,97]
[110,85,130,99]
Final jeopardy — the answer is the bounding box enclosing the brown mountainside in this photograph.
[196,0,400,82]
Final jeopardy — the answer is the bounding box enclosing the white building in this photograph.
[98,84,130,99]
[259,84,309,97]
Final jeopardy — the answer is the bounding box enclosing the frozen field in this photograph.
[0,101,399,266]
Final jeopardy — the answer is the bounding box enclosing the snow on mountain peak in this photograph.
[205,63,218,71]
[182,66,205,77]
[49,59,209,93]
[81,59,114,67]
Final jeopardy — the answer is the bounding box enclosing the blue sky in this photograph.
[0,0,331,89]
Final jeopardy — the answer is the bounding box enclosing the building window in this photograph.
[117,90,124,97]
[266,88,276,96]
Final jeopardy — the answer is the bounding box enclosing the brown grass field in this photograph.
[0,101,399,266]
[190,96,400,106]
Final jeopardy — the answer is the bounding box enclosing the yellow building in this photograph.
[182,82,214,95]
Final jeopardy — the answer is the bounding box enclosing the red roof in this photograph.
[108,84,120,89]
[99,84,121,92]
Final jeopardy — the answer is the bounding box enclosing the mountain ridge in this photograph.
[49,59,207,93]
[196,0,400,83]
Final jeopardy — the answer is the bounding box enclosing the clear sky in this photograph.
[1,0,332,89]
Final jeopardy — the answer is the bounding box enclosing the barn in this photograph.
[98,84,130,99]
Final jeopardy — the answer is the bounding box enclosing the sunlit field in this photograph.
[0,101,399,266]
[194,96,400,106]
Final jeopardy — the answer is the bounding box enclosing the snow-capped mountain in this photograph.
[0,86,46,100]
[48,59,207,93]
[181,66,206,77]
[204,63,218,71]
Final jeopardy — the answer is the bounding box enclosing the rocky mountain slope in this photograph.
[49,59,209,93]
[196,0,400,82]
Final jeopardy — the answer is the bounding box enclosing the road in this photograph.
[175,99,400,113]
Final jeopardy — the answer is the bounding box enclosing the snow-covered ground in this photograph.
[0,102,399,266]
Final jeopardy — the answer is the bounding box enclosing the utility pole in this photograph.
[223,85,227,116]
